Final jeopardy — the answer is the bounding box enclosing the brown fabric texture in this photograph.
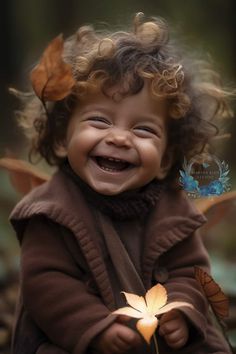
[10,169,232,354]
[61,159,165,220]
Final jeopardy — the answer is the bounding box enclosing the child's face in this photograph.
[65,83,172,195]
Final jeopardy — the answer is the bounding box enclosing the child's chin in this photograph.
[90,182,129,196]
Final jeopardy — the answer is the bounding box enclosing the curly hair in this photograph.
[16,13,233,180]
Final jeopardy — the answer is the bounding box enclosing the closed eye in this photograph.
[134,126,159,138]
[86,116,111,128]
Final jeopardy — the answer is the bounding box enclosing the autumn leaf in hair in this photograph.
[30,35,76,101]
[112,284,193,344]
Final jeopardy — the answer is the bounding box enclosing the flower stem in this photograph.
[153,333,159,354]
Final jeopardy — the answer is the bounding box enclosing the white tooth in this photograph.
[106,157,123,162]
[101,166,118,172]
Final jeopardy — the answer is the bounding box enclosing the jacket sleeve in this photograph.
[20,216,116,354]
[157,230,230,353]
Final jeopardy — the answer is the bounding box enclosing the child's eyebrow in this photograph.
[79,105,111,115]
[136,114,165,131]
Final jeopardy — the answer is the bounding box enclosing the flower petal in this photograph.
[145,284,167,315]
[136,316,158,344]
[154,301,194,316]
[112,307,144,318]
[122,291,147,313]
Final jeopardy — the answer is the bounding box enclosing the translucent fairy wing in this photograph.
[195,192,236,214]
[194,266,229,319]
[0,157,50,195]
[194,192,236,230]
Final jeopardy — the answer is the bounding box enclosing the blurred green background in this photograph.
[0,0,236,351]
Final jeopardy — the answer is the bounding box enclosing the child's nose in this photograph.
[105,128,132,148]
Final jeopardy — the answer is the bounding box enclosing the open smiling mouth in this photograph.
[93,156,135,172]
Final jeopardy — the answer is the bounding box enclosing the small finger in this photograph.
[159,309,179,325]
[159,319,179,336]
[164,329,188,349]
[116,315,131,323]
[110,343,127,354]
[165,328,182,341]
[113,337,132,352]
[115,323,143,349]
[132,332,144,347]
[165,335,187,349]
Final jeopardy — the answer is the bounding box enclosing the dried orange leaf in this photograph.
[195,266,229,319]
[121,291,147,312]
[136,316,158,344]
[30,35,76,101]
[145,283,167,315]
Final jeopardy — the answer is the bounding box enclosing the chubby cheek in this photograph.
[138,140,165,170]
[67,129,101,159]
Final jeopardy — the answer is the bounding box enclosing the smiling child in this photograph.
[10,13,233,354]
[65,84,170,196]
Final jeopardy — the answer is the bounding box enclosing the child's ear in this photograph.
[156,148,173,180]
[55,140,68,158]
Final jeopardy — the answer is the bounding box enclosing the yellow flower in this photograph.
[112,283,193,344]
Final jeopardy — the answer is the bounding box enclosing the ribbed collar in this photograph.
[61,160,166,220]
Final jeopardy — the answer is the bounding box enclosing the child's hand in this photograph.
[159,309,189,349]
[91,322,142,354]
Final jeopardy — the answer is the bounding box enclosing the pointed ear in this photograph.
[55,144,67,157]
[156,149,173,180]
[0,158,50,195]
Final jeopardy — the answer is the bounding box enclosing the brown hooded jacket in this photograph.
[10,169,231,354]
